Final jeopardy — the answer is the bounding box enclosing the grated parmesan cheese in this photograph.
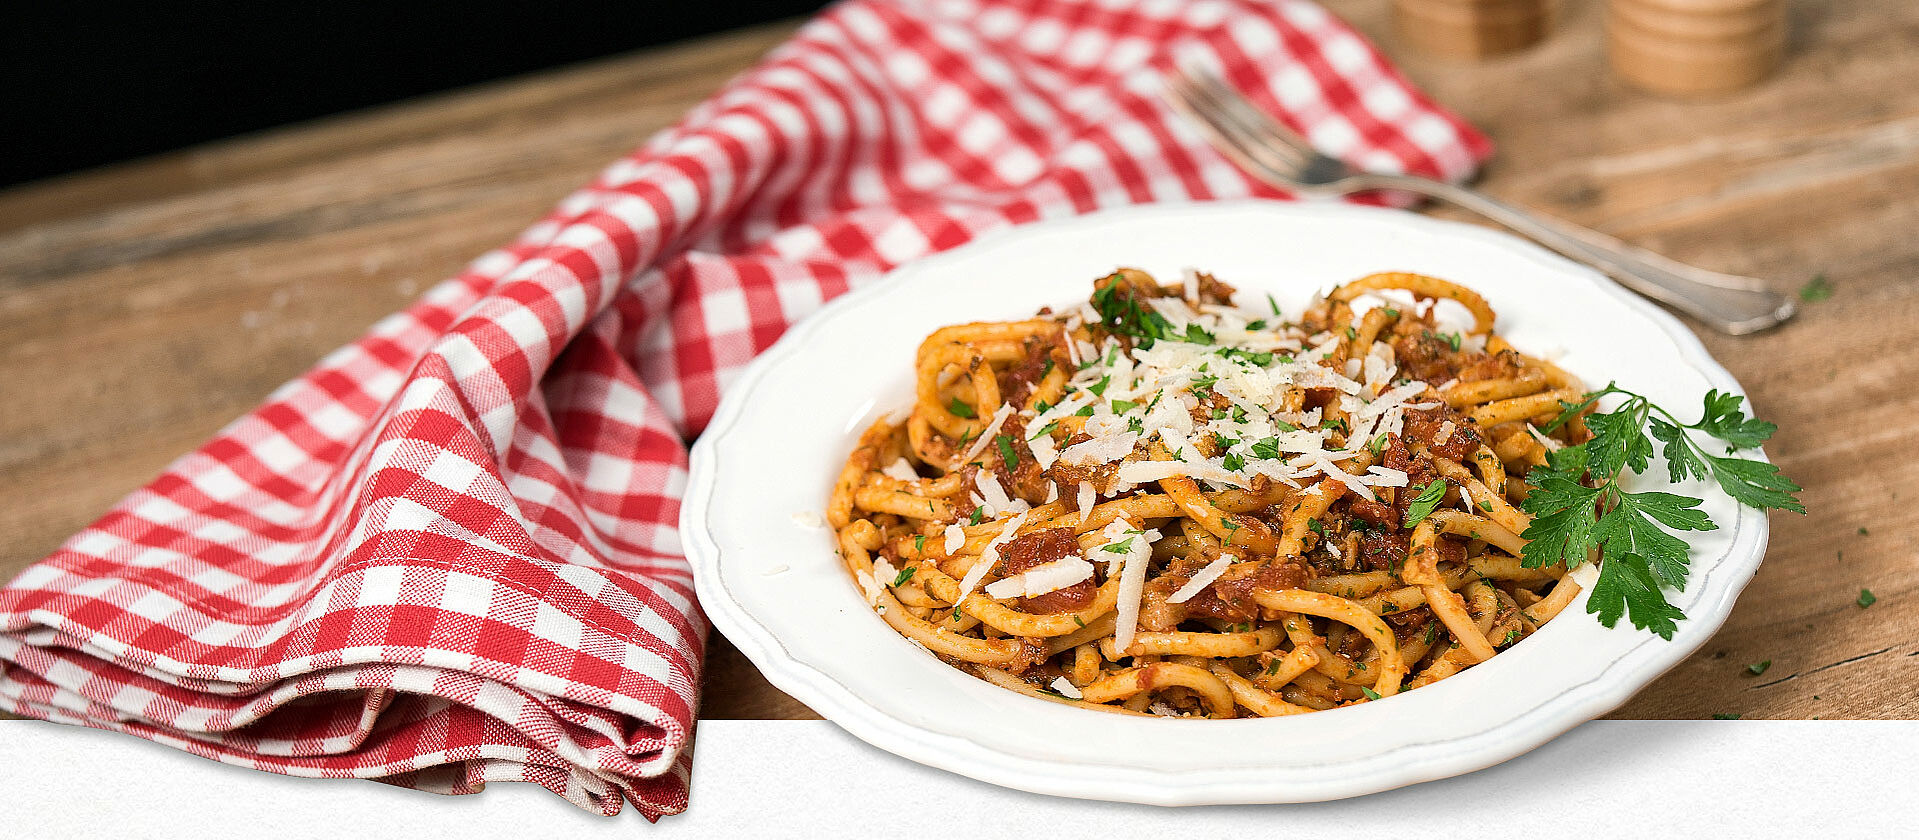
[944,524,966,554]
[1050,676,1084,700]
[983,555,1094,599]
[1077,481,1096,526]
[1058,433,1140,467]
[881,457,919,483]
[1105,517,1157,655]
[1167,553,1235,604]
[957,511,1030,602]
[960,403,1016,463]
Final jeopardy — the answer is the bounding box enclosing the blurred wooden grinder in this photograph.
[1392,0,1551,61]
[1608,0,1786,96]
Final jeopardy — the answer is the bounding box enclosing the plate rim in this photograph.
[683,199,1768,805]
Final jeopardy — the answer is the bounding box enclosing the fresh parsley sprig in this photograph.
[1520,384,1803,640]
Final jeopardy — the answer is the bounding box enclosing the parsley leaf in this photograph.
[1250,436,1281,460]
[947,397,976,419]
[1746,660,1770,676]
[1087,375,1112,397]
[1798,274,1833,302]
[968,505,985,526]
[1031,421,1059,440]
[893,566,917,587]
[1184,323,1216,344]
[1857,588,1876,608]
[995,434,1018,466]
[1360,687,1382,701]
[1102,537,1136,554]
[1588,551,1688,639]
[1520,383,1803,640]
[1403,479,1447,528]
[1691,390,1778,449]
[1090,278,1174,347]
[1110,399,1138,413]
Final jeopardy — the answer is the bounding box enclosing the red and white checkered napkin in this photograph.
[0,0,1488,819]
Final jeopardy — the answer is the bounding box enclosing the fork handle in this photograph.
[1361,174,1796,335]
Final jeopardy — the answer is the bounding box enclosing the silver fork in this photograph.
[1163,65,1795,336]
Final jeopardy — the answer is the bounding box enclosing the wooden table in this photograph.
[3,1,1912,722]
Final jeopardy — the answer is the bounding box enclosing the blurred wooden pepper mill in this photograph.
[1392,0,1551,61]
[1608,0,1787,97]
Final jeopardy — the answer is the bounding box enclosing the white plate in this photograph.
[682,201,1767,805]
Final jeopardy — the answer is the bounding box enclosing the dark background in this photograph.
[2,1,832,188]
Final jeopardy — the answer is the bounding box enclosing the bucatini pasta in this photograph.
[828,268,1592,718]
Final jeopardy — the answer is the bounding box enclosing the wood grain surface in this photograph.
[2,2,1912,724]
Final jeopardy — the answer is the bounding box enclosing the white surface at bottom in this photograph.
[0,719,1908,837]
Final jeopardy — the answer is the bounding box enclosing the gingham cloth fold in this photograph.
[0,0,1489,819]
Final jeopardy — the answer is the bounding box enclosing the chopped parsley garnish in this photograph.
[1367,434,1388,455]
[1521,384,1804,640]
[1246,319,1267,331]
[1857,588,1876,608]
[1040,358,1055,379]
[893,566,917,587]
[1266,293,1281,315]
[1221,517,1240,531]
[1360,687,1382,701]
[1127,416,1144,433]
[1383,307,1401,318]
[1307,518,1325,535]
[1422,622,1439,644]
[1102,537,1137,554]
[1798,274,1833,302]
[1344,326,1358,340]
[1857,526,1869,536]
[1087,375,1112,397]
[1251,436,1281,460]
[1746,660,1771,676]
[1190,372,1219,397]
[1440,332,1462,351]
[1214,432,1239,450]
[968,505,986,526]
[1184,323,1216,344]
[1272,419,1298,433]
[1075,404,1096,417]
[1031,421,1060,440]
[913,535,925,555]
[1222,451,1246,471]
[1403,479,1447,527]
[1090,278,1175,347]
[948,397,976,419]
[1110,399,1138,413]
[1477,499,1494,512]
[1073,615,1086,628]
[995,434,1018,465]
[1034,398,1052,415]
[1264,658,1282,677]
[1231,405,1248,423]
